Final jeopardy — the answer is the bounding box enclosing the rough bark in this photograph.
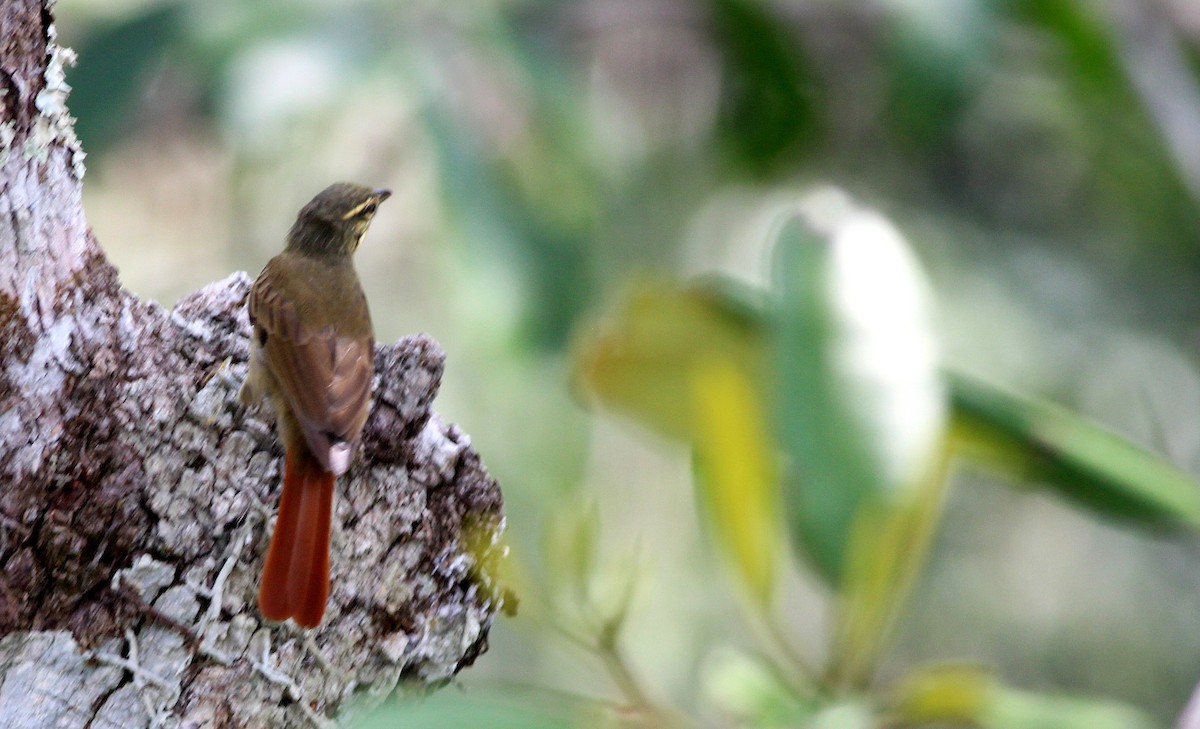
[0,2,509,727]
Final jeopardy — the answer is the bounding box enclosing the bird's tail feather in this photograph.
[259,447,334,628]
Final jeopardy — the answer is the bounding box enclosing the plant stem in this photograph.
[596,637,656,712]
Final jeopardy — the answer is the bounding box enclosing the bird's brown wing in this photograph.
[249,262,374,474]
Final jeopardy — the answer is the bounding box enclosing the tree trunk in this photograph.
[0,2,509,727]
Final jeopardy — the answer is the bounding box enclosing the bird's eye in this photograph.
[361,202,377,217]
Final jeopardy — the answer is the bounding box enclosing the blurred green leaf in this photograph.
[768,194,949,689]
[830,445,951,689]
[807,701,877,729]
[578,271,1200,540]
[1006,0,1200,250]
[984,690,1159,729]
[950,373,1200,528]
[544,497,600,605]
[878,2,988,152]
[710,0,820,175]
[355,689,576,729]
[702,648,816,728]
[1006,0,1123,92]
[691,357,781,601]
[772,210,854,583]
[585,539,643,648]
[772,194,945,585]
[71,3,186,154]
[421,13,602,350]
[543,496,640,643]
[423,100,598,351]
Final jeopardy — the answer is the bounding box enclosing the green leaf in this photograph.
[543,496,600,604]
[681,275,1200,531]
[985,690,1158,729]
[710,0,821,175]
[702,648,816,727]
[949,373,1200,528]
[880,5,990,153]
[71,4,186,154]
[806,702,877,729]
[579,268,1200,540]
[1006,0,1200,249]
[768,194,949,686]
[543,496,641,642]
[771,192,946,584]
[355,690,576,729]
[418,12,602,350]
[1006,0,1123,93]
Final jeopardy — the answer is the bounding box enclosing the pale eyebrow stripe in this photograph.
[341,201,371,220]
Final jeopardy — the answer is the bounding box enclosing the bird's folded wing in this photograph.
[249,269,373,470]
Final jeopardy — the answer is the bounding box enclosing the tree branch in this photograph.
[0,1,509,726]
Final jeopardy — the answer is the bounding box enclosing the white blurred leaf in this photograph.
[772,187,946,583]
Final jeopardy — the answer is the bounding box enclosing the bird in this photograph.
[240,182,390,628]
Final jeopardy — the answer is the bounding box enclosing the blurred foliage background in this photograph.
[58,0,1200,725]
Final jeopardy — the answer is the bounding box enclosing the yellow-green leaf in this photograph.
[691,357,781,601]
[950,372,1200,528]
[828,443,952,689]
[891,664,996,724]
[571,281,764,442]
[890,665,1159,729]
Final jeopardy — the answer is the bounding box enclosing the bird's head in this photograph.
[289,182,392,256]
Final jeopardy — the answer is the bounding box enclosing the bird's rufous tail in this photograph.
[259,447,334,628]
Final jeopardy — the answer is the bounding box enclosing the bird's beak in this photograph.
[373,188,393,202]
